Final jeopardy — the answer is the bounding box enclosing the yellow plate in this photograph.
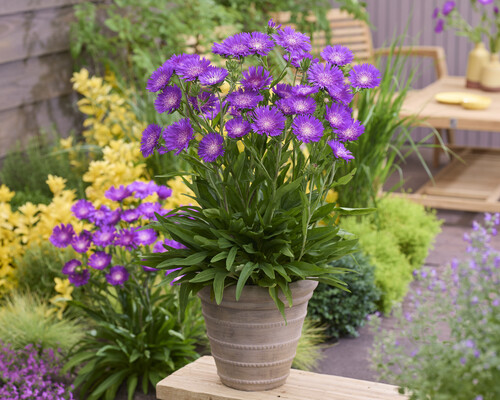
[461,94,492,110]
[435,92,467,104]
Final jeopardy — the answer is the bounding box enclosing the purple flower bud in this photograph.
[435,18,445,33]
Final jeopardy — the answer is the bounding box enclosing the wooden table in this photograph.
[398,76,500,212]
[156,356,408,400]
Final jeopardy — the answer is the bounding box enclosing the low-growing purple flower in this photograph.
[139,202,162,219]
[274,83,293,98]
[153,238,187,253]
[273,26,312,53]
[337,119,365,142]
[435,18,445,33]
[90,205,112,226]
[292,115,324,143]
[328,139,355,162]
[212,33,252,58]
[154,85,182,114]
[115,228,137,250]
[156,185,172,199]
[163,118,194,155]
[176,56,211,81]
[105,185,131,202]
[251,106,286,137]
[50,224,75,248]
[321,45,354,66]
[248,31,275,56]
[308,62,344,91]
[284,96,316,115]
[240,66,273,91]
[128,181,158,199]
[432,6,440,18]
[146,64,173,92]
[72,231,92,253]
[69,269,90,287]
[226,117,251,138]
[135,228,157,246]
[328,84,354,105]
[276,98,295,115]
[495,6,499,14]
[71,199,94,220]
[92,226,116,247]
[62,259,81,275]
[198,66,228,86]
[106,266,129,286]
[349,64,381,89]
[189,90,217,114]
[121,208,140,223]
[442,1,455,15]
[325,103,352,130]
[291,85,319,97]
[227,88,263,110]
[283,50,314,68]
[140,124,162,157]
[267,18,282,30]
[198,133,225,162]
[88,251,112,270]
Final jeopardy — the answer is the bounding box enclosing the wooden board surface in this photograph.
[400,76,500,132]
[0,0,91,16]
[157,356,407,400]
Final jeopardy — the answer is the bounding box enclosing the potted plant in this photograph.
[140,21,380,391]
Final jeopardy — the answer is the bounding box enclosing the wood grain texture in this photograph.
[156,356,408,400]
[0,51,73,112]
[0,0,90,17]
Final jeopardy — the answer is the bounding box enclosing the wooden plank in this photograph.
[0,6,75,64]
[0,51,73,112]
[394,192,500,213]
[0,0,93,16]
[157,356,407,400]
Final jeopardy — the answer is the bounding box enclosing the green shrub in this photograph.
[307,253,380,339]
[0,292,83,352]
[292,318,326,371]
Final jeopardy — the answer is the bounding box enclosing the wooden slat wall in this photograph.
[365,0,500,148]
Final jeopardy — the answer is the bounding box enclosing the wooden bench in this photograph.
[156,356,408,400]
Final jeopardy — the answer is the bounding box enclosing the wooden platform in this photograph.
[156,356,407,400]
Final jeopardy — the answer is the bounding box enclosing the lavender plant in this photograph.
[139,22,380,314]
[49,182,205,400]
[370,213,500,400]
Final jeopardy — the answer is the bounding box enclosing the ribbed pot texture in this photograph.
[197,280,318,391]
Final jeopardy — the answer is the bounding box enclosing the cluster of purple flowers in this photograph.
[433,0,497,33]
[49,181,184,287]
[0,342,73,400]
[141,21,381,164]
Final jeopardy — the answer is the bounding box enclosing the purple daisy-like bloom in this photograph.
[92,226,116,247]
[308,62,344,91]
[164,53,199,72]
[163,118,194,155]
[284,96,316,115]
[121,208,140,223]
[135,228,157,246]
[328,139,354,162]
[106,209,121,226]
[240,66,273,92]
[88,251,112,270]
[273,26,312,53]
[106,266,129,286]
[495,5,499,13]
[442,1,455,15]
[267,19,282,30]
[325,103,352,130]
[62,259,81,275]
[276,98,295,115]
[212,33,252,58]
[128,181,158,200]
[176,56,211,81]
[328,84,354,105]
[435,19,445,33]
[432,6,440,18]
[251,106,286,137]
[105,185,131,202]
[139,202,162,219]
[274,83,293,98]
[146,64,173,92]
[337,119,365,142]
[69,269,90,287]
[89,205,111,226]
[292,115,324,143]
[198,133,225,162]
[50,224,75,248]
[154,85,182,114]
[349,64,381,89]
[115,228,137,250]
[283,50,314,68]
[71,231,92,254]
[71,200,94,220]
[189,90,217,114]
[291,85,319,97]
[248,32,275,56]
[226,117,251,138]
[198,66,228,86]
[478,0,493,4]
[321,45,354,66]
[153,238,186,253]
[227,88,263,110]
[156,185,172,199]
[140,124,162,158]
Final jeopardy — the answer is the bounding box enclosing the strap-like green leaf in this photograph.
[235,262,257,300]
[226,246,238,270]
[189,269,217,283]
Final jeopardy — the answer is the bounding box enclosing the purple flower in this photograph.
[139,202,162,219]
[50,224,75,248]
[198,133,225,162]
[292,115,324,143]
[227,88,263,110]
[291,85,319,97]
[248,32,275,56]
[121,208,140,223]
[349,64,381,89]
[128,181,158,199]
[92,226,116,247]
[276,98,295,115]
[153,238,186,253]
[90,205,112,226]
[478,0,493,3]
[140,124,162,158]
[283,50,315,68]
[69,269,90,287]
[62,259,81,275]
[273,26,312,53]
[442,1,455,15]
[146,64,173,92]
[115,228,137,250]
[105,185,131,202]
[308,62,344,91]
[189,90,217,114]
[284,96,316,115]
[135,228,157,246]
[226,117,251,138]
[267,19,282,30]
[198,66,228,86]
[325,103,352,130]
[321,45,354,66]
[176,56,211,81]
[240,66,273,91]
[337,119,365,141]
[106,266,129,286]
[329,84,354,105]
[163,118,194,155]
[71,231,92,253]
[495,6,499,13]
[212,33,252,58]
[274,83,293,98]
[432,6,440,18]
[156,185,172,199]
[106,209,121,226]
[71,200,94,220]
[435,18,445,33]
[88,251,112,270]
[251,106,286,137]
[328,139,355,162]
[154,85,182,114]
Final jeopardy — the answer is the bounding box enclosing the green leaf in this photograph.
[269,286,286,321]
[211,251,228,262]
[88,370,129,400]
[127,374,138,400]
[226,246,238,270]
[332,207,377,216]
[189,269,216,283]
[260,263,275,280]
[157,252,208,269]
[213,270,228,304]
[235,262,256,300]
[331,168,357,187]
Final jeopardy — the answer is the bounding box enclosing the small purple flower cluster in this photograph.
[0,342,73,400]
[141,22,381,164]
[49,181,184,287]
